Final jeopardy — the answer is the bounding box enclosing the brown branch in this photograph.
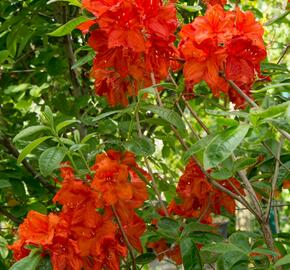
[0,206,22,224]
[0,135,56,193]
[221,73,290,142]
[111,205,136,270]
[150,72,258,218]
[265,137,284,221]
[135,104,169,217]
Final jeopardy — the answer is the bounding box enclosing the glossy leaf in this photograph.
[17,136,52,164]
[125,136,155,156]
[13,126,50,142]
[204,124,250,169]
[180,237,202,270]
[142,105,186,133]
[56,119,80,134]
[9,249,42,270]
[39,147,66,176]
[48,16,88,37]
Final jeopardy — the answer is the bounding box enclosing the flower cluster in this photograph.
[179,4,267,107]
[9,150,149,270]
[168,159,244,223]
[203,0,227,6]
[79,0,179,106]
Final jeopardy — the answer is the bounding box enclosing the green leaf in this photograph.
[180,237,202,270]
[0,179,11,189]
[176,3,202,12]
[249,101,289,125]
[252,83,290,93]
[181,222,216,238]
[47,0,82,7]
[204,124,250,169]
[234,157,257,171]
[9,249,42,270]
[13,126,50,142]
[37,256,52,270]
[142,105,186,133]
[41,106,54,127]
[48,16,88,37]
[72,51,95,69]
[136,253,157,264]
[80,133,97,144]
[251,247,279,257]
[39,147,66,176]
[202,242,246,255]
[264,10,290,26]
[90,110,122,123]
[210,167,233,180]
[17,136,52,164]
[56,119,80,134]
[183,134,215,162]
[125,136,155,156]
[0,236,8,259]
[4,83,30,94]
[0,50,9,64]
[138,87,156,99]
[205,109,248,118]
[274,254,290,267]
[157,218,180,240]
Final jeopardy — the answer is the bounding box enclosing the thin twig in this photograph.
[0,206,22,224]
[111,205,136,270]
[0,135,56,193]
[221,73,290,142]
[134,100,169,216]
[265,137,284,221]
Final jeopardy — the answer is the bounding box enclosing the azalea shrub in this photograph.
[0,0,290,269]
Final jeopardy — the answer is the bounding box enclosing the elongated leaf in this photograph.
[72,51,95,69]
[13,126,50,142]
[251,247,279,257]
[0,236,8,259]
[0,180,11,189]
[252,83,290,93]
[274,254,290,267]
[0,50,9,64]
[181,222,216,238]
[183,134,215,162]
[157,218,180,240]
[250,101,289,125]
[80,132,97,144]
[125,136,155,156]
[9,249,42,270]
[56,119,80,134]
[47,0,82,7]
[204,125,250,169]
[41,106,54,127]
[136,253,157,264]
[17,136,52,164]
[90,110,122,123]
[202,242,245,254]
[39,147,66,176]
[180,237,202,270]
[142,105,186,133]
[48,16,88,37]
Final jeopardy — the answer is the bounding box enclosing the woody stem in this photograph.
[150,72,258,218]
[221,73,290,142]
[111,205,137,270]
[134,101,169,217]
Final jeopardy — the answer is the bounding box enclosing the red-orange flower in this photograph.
[79,0,178,106]
[179,5,267,107]
[203,0,226,6]
[168,159,244,220]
